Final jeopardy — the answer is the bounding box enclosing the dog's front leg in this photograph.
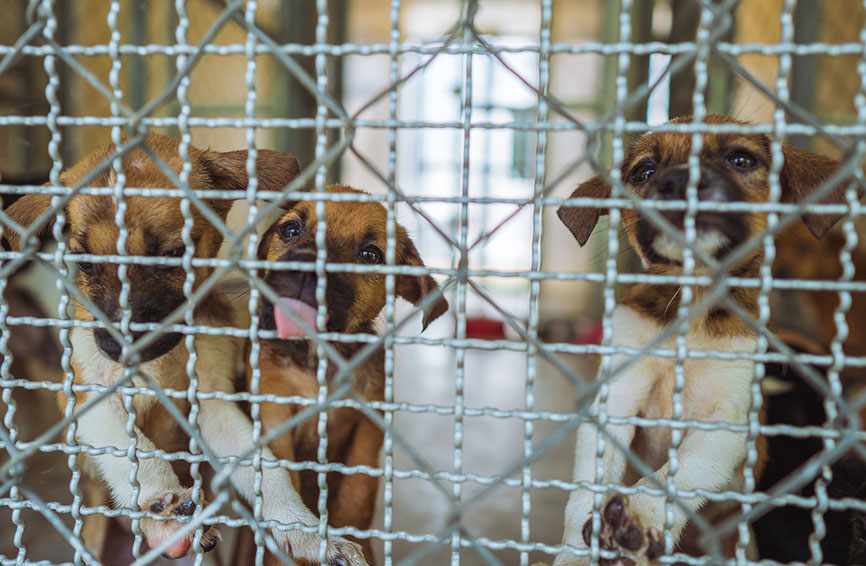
[194,336,367,566]
[608,402,749,564]
[196,397,368,566]
[74,391,218,558]
[328,416,385,563]
[554,360,655,566]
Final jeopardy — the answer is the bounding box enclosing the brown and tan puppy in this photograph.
[252,185,449,565]
[552,115,853,566]
[774,221,866,381]
[4,135,372,565]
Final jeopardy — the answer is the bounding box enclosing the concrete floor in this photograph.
[0,298,595,566]
[381,340,595,566]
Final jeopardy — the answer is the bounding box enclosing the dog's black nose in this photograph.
[653,167,719,200]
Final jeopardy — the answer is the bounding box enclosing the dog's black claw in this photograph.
[603,497,625,528]
[646,531,664,560]
[176,500,196,516]
[616,523,642,551]
[329,557,348,566]
[200,536,217,553]
[582,519,593,545]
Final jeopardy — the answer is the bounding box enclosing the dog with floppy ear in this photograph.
[551,115,854,566]
[248,184,448,565]
[3,135,372,565]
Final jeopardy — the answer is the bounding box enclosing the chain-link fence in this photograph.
[1,1,866,565]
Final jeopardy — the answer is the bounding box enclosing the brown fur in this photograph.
[3,133,300,560]
[773,220,866,428]
[252,185,448,565]
[559,115,853,334]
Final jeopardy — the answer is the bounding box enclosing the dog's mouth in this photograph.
[93,327,183,364]
[260,297,331,339]
[651,228,729,261]
[272,297,328,338]
[638,209,746,266]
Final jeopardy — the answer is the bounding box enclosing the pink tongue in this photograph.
[274,298,322,339]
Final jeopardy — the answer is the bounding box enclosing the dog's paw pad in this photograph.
[582,496,669,563]
[144,489,202,518]
[614,523,643,551]
[141,489,216,559]
[603,496,625,528]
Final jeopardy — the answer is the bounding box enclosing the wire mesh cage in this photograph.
[1,1,866,565]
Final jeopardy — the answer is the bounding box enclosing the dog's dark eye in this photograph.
[162,246,186,258]
[629,162,656,184]
[726,151,756,169]
[359,245,383,265]
[71,249,97,275]
[278,220,302,242]
[75,259,97,276]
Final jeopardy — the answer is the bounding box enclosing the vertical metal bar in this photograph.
[108,0,148,560]
[383,0,402,564]
[665,0,712,557]
[43,0,85,562]
[314,0,332,562]
[589,1,634,564]
[808,1,861,560]
[743,3,795,564]
[172,0,209,562]
[521,2,550,565]
[242,1,268,564]
[452,3,475,564]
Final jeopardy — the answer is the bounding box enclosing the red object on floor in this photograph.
[465,317,506,340]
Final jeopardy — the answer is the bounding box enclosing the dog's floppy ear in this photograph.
[395,228,449,330]
[196,148,301,217]
[556,175,612,246]
[780,145,856,239]
[3,194,56,251]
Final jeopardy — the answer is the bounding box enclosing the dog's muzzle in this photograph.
[93,306,183,363]
[638,165,747,262]
[647,166,732,229]
[260,250,327,339]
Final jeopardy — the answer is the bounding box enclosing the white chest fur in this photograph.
[605,305,757,417]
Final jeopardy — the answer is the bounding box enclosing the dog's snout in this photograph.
[94,328,123,360]
[653,167,719,200]
[657,169,688,198]
[282,248,317,265]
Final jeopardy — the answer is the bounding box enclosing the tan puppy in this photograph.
[552,116,851,565]
[4,136,369,565]
[252,185,449,565]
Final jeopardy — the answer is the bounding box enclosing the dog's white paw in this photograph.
[579,495,667,566]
